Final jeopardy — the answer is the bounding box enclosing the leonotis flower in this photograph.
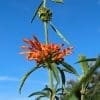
[21,36,73,64]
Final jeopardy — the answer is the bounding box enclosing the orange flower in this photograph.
[21,36,73,64]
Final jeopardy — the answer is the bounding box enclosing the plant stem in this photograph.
[81,95,84,100]
[81,84,85,100]
[43,0,48,44]
[43,0,46,7]
[44,22,48,44]
[43,0,54,97]
[49,69,54,89]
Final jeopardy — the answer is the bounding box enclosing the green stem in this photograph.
[49,69,55,100]
[43,1,54,99]
[43,0,54,98]
[49,69,54,89]
[43,0,48,44]
[43,0,46,7]
[44,22,48,44]
[81,94,84,100]
[81,84,85,100]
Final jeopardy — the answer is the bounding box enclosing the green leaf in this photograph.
[51,0,64,3]
[28,91,47,97]
[55,96,59,100]
[31,0,43,23]
[19,65,40,94]
[84,56,100,82]
[51,63,60,85]
[43,87,53,94]
[43,87,55,100]
[76,58,96,63]
[78,55,90,75]
[72,56,100,93]
[58,67,65,86]
[56,88,62,93]
[36,95,47,100]
[79,56,100,83]
[61,61,79,76]
[29,87,52,98]
[50,22,71,45]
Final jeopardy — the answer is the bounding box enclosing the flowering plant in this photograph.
[19,0,100,100]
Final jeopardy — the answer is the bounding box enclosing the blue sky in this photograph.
[0,0,100,100]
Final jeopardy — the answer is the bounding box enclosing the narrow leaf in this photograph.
[50,22,71,45]
[58,67,65,86]
[43,87,56,100]
[36,95,47,100]
[55,96,59,100]
[56,88,62,93]
[76,58,96,63]
[78,55,90,75]
[19,65,40,94]
[31,0,43,23]
[72,56,100,93]
[51,0,64,3]
[43,87,53,94]
[28,91,47,97]
[62,68,75,74]
[51,63,60,85]
[84,56,100,82]
[61,61,78,76]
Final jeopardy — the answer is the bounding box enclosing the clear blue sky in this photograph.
[0,0,100,100]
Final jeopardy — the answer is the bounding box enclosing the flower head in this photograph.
[21,36,73,64]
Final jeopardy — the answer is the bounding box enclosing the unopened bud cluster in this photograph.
[38,7,52,22]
